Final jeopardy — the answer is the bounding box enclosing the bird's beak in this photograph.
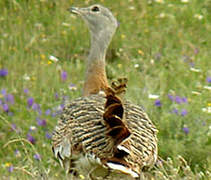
[68,7,81,15]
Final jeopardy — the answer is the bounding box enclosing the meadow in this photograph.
[0,0,211,179]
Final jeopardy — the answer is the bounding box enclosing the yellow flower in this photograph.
[48,60,52,65]
[208,103,211,107]
[40,54,46,60]
[79,174,85,179]
[121,34,126,39]
[138,49,144,56]
[117,64,122,68]
[5,162,12,167]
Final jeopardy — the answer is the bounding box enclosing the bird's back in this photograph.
[52,94,158,177]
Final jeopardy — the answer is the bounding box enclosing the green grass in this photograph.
[0,0,211,179]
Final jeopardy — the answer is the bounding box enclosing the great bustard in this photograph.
[52,4,158,179]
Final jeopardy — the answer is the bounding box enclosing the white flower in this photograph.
[49,55,59,62]
[203,86,211,90]
[148,94,160,99]
[194,14,203,20]
[134,64,139,68]
[62,22,71,27]
[181,0,189,3]
[29,126,37,131]
[155,0,164,3]
[23,74,30,81]
[190,67,202,72]
[191,91,201,95]
[202,107,211,113]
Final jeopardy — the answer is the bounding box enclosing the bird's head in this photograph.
[69,4,118,40]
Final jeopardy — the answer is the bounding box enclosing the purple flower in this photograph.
[11,123,17,132]
[33,153,41,161]
[2,103,9,112]
[181,109,188,116]
[182,127,189,135]
[168,94,174,101]
[0,99,2,105]
[61,71,67,81]
[27,97,34,107]
[27,133,36,144]
[45,109,51,115]
[172,108,178,114]
[5,94,14,104]
[0,69,8,77]
[14,149,21,157]
[207,77,211,83]
[55,92,59,100]
[8,165,14,173]
[1,89,7,96]
[181,97,188,103]
[32,103,40,112]
[154,99,162,107]
[45,132,52,139]
[37,118,46,126]
[23,88,29,94]
[175,96,182,104]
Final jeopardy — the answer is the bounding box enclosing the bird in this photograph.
[52,4,158,179]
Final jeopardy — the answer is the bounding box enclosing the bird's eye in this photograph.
[91,6,100,12]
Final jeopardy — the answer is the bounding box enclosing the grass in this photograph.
[0,0,211,179]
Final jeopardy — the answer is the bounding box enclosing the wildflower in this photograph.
[181,109,188,116]
[138,50,144,55]
[11,123,18,132]
[45,109,51,115]
[69,83,77,91]
[62,22,71,27]
[5,94,14,104]
[175,96,182,104]
[204,86,211,90]
[8,165,14,173]
[14,149,21,158]
[181,0,189,3]
[172,108,178,114]
[194,14,203,20]
[121,34,125,39]
[55,92,59,100]
[2,103,9,112]
[29,126,37,131]
[168,94,174,101]
[207,77,211,83]
[154,99,162,107]
[32,103,40,111]
[182,127,189,135]
[23,74,30,81]
[134,64,139,68]
[33,153,41,161]
[0,69,8,77]
[148,94,160,99]
[27,133,36,144]
[181,97,188,103]
[1,89,7,96]
[202,107,211,113]
[45,132,52,139]
[37,118,46,126]
[23,88,29,94]
[155,0,164,3]
[61,71,67,81]
[27,97,34,107]
[49,55,59,62]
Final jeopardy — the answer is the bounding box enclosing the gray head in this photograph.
[69,4,118,45]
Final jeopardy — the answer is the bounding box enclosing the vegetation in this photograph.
[0,0,210,179]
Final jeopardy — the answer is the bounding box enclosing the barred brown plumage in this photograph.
[52,4,158,179]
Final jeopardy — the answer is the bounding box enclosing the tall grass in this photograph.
[0,0,210,179]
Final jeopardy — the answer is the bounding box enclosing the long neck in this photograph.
[83,32,112,96]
